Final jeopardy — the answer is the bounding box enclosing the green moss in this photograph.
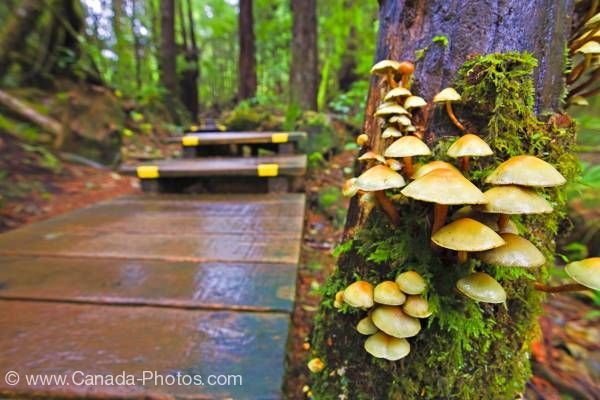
[309,52,579,399]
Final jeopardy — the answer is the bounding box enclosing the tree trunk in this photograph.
[290,0,319,110]
[238,0,257,100]
[310,1,579,399]
[158,0,180,121]
[178,0,199,119]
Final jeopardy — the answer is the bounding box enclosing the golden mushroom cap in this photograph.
[479,185,553,214]
[343,281,374,308]
[358,151,386,163]
[382,126,403,138]
[485,155,566,187]
[374,281,407,305]
[575,40,600,54]
[355,165,406,191]
[384,136,431,158]
[371,306,421,338]
[456,272,507,303]
[411,160,460,179]
[357,316,379,335]
[475,233,545,268]
[356,133,369,146]
[377,101,400,109]
[342,178,359,197]
[390,115,412,126]
[432,218,505,252]
[404,95,427,109]
[307,357,325,373]
[386,158,403,171]
[401,169,486,205]
[402,295,432,318]
[565,257,600,291]
[384,87,412,101]
[374,104,410,117]
[334,290,345,308]
[364,331,410,361]
[371,59,401,74]
[447,134,493,158]
[433,87,461,103]
[395,271,427,295]
[569,95,589,106]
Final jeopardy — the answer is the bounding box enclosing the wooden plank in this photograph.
[0,256,296,312]
[0,301,289,399]
[166,131,307,145]
[119,155,307,178]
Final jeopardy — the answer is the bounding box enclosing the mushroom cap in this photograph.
[371,59,401,74]
[479,185,553,214]
[364,332,410,361]
[371,306,421,338]
[374,104,410,117]
[432,218,505,251]
[357,316,379,335]
[395,271,427,295]
[447,134,493,158]
[384,87,412,101]
[433,87,461,103]
[411,160,460,180]
[386,158,403,171]
[405,125,417,133]
[342,178,359,197]
[382,126,403,139]
[397,61,415,74]
[358,151,386,163]
[565,257,600,290]
[485,155,566,187]
[456,272,507,303]
[401,169,486,205]
[575,41,600,54]
[377,101,400,109]
[390,115,412,126]
[404,95,427,109]
[334,290,345,308]
[343,281,374,308]
[384,136,431,158]
[355,165,406,191]
[356,133,369,146]
[569,95,589,106]
[402,295,432,318]
[374,281,407,305]
[307,357,325,373]
[475,233,545,268]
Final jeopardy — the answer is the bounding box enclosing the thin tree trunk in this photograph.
[186,0,199,118]
[158,0,180,121]
[290,0,318,110]
[238,0,257,100]
[131,0,142,90]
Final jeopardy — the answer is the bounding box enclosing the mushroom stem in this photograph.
[374,190,400,226]
[431,203,449,236]
[457,251,468,263]
[460,156,470,172]
[533,282,588,293]
[445,102,466,131]
[401,74,411,88]
[497,214,510,232]
[386,70,398,88]
[402,156,414,177]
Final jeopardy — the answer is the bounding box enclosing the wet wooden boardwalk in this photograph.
[0,193,305,399]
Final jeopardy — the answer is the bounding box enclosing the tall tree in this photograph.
[238,0,257,100]
[289,0,318,110]
[158,0,179,120]
[310,1,579,399]
[178,0,199,119]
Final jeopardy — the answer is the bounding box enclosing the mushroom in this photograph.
[404,95,427,110]
[356,133,369,147]
[402,295,432,318]
[411,160,460,180]
[431,218,505,263]
[478,185,553,231]
[401,169,487,237]
[383,136,431,177]
[355,165,406,225]
[485,155,566,187]
[447,133,493,171]
[307,357,326,373]
[374,281,406,305]
[384,87,412,102]
[389,114,413,128]
[452,205,520,234]
[371,306,421,338]
[374,104,410,118]
[343,281,374,308]
[568,95,589,106]
[357,316,379,335]
[535,257,600,292]
[395,271,427,295]
[371,60,401,88]
[358,151,386,164]
[385,158,402,171]
[397,61,415,88]
[475,233,545,268]
[381,126,403,139]
[333,290,345,308]
[342,178,359,197]
[456,272,507,304]
[569,41,600,83]
[364,331,410,361]
[433,87,465,131]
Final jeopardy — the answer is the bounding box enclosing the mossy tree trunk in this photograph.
[311,1,580,399]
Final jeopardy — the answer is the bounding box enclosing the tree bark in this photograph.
[178,0,199,119]
[310,1,576,399]
[238,0,257,100]
[158,0,180,121]
[289,0,319,110]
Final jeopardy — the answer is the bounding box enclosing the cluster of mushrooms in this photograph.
[332,59,600,361]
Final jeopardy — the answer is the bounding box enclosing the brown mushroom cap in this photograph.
[357,316,379,335]
[395,271,427,295]
[364,332,410,361]
[355,165,406,191]
[433,87,461,103]
[384,87,412,101]
[565,257,600,290]
[456,272,507,303]
[479,185,553,214]
[402,295,432,318]
[485,155,566,187]
[475,233,545,268]
[404,95,427,109]
[374,281,406,305]
[384,136,431,158]
[447,134,493,158]
[343,281,374,308]
[432,218,505,252]
[371,60,401,74]
[401,169,486,205]
[397,61,415,75]
[382,126,403,139]
[356,133,369,146]
[371,306,421,338]
[411,160,460,180]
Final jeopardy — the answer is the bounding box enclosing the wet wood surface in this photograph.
[167,131,307,144]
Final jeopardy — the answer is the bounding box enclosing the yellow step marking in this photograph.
[189,125,199,131]
[182,135,200,146]
[271,133,289,143]
[137,165,159,179]
[257,163,279,177]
